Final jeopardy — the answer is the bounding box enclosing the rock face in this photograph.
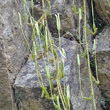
[0,0,32,109]
[94,0,110,25]
[0,37,13,110]
[47,0,74,36]
[95,26,110,97]
[0,0,32,83]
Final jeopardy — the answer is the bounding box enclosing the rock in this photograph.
[0,37,13,110]
[66,43,101,110]
[0,0,32,83]
[95,26,110,97]
[14,37,79,110]
[48,1,74,36]
[14,87,55,110]
[94,0,110,25]
[0,0,32,109]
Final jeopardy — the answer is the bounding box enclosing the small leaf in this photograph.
[86,24,97,35]
[50,79,53,89]
[31,0,34,9]
[30,16,34,26]
[25,13,28,23]
[73,4,76,13]
[41,86,50,98]
[83,96,92,100]
[31,52,36,60]
[67,85,70,100]
[35,22,40,37]
[31,41,37,60]
[57,96,61,108]
[18,12,22,26]
[33,41,36,55]
[41,90,45,97]
[79,8,82,20]
[53,94,57,101]
[32,29,35,40]
[93,24,97,34]
[73,4,79,14]
[54,103,61,110]
[46,66,50,78]
[61,61,64,78]
[93,39,96,50]
[45,30,48,50]
[36,43,39,52]
[59,48,66,63]
[62,48,66,56]
[46,0,51,15]
[55,13,61,32]
[86,26,94,35]
[77,54,80,66]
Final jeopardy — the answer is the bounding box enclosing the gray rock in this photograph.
[95,26,110,97]
[94,0,110,25]
[0,37,13,110]
[48,1,74,36]
[0,0,32,83]
[0,0,32,109]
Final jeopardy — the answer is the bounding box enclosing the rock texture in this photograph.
[94,0,110,25]
[0,37,13,110]
[0,0,32,109]
[47,0,74,36]
[0,0,32,83]
[95,26,110,97]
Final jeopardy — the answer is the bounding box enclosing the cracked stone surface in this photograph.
[0,0,32,109]
[0,0,32,83]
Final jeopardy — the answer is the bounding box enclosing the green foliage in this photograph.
[18,0,103,110]
[19,0,70,110]
[76,1,100,110]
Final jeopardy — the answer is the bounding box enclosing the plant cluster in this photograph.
[18,0,101,110]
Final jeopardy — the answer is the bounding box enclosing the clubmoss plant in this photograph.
[19,0,70,110]
[76,1,99,110]
[18,0,103,110]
